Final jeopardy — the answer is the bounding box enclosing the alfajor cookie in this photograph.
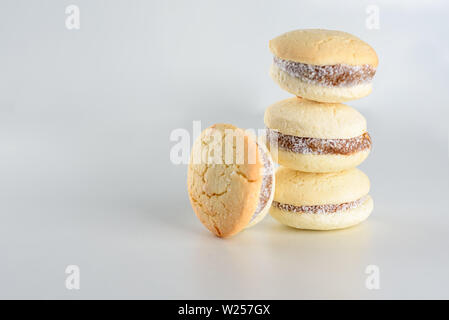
[269,29,378,103]
[270,167,373,230]
[187,124,275,238]
[264,97,371,173]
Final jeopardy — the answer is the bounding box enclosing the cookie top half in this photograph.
[264,97,367,139]
[187,124,272,238]
[269,29,378,67]
[274,167,370,206]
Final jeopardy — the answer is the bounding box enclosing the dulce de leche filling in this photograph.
[273,56,376,87]
[272,195,368,215]
[250,145,274,222]
[266,129,371,155]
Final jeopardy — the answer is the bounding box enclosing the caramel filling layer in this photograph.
[266,129,371,155]
[273,56,376,87]
[272,196,367,214]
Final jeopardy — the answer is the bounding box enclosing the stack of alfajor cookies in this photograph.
[265,29,377,230]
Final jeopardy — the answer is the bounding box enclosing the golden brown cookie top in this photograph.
[269,29,378,67]
[264,97,367,139]
[187,124,265,238]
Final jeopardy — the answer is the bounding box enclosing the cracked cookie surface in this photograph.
[187,124,263,238]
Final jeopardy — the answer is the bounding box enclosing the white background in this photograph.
[0,0,448,299]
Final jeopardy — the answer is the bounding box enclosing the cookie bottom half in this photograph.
[270,196,373,230]
[270,148,370,173]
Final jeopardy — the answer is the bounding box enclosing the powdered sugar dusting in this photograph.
[250,145,274,222]
[273,195,368,215]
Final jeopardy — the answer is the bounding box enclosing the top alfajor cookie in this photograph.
[269,29,378,103]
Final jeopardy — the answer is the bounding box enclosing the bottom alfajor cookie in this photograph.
[270,167,373,230]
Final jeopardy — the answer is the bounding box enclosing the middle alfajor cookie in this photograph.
[264,97,371,173]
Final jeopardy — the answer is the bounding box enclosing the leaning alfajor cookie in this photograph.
[264,97,371,173]
[187,124,275,238]
[269,29,378,103]
[270,167,373,230]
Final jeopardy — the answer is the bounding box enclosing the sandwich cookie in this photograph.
[264,97,371,173]
[270,167,373,230]
[187,124,275,238]
[269,29,378,103]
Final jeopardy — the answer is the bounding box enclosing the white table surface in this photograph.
[1,0,448,299]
